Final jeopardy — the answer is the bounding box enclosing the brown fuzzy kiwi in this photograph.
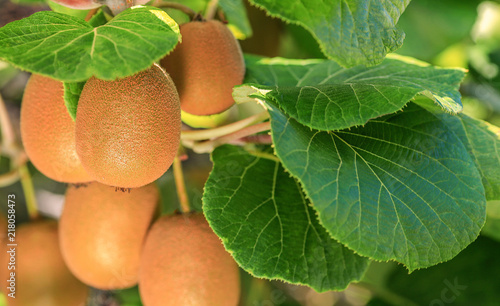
[75,64,181,188]
[0,220,88,306]
[160,20,245,116]
[20,75,92,183]
[59,182,159,290]
[139,213,240,306]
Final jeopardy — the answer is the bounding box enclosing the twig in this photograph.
[189,121,271,154]
[237,134,273,145]
[181,111,269,141]
[18,164,39,220]
[173,156,191,213]
[204,0,219,20]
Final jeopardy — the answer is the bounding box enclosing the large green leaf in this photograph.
[436,114,500,201]
[268,103,486,271]
[203,145,369,292]
[249,0,410,67]
[0,7,180,82]
[240,55,465,131]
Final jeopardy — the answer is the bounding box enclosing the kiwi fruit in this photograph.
[0,220,88,306]
[160,20,245,117]
[139,213,240,306]
[59,182,159,290]
[75,64,181,188]
[20,74,92,183]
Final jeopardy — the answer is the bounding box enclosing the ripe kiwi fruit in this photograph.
[59,182,159,290]
[160,20,245,117]
[0,220,88,306]
[20,74,92,183]
[75,64,181,188]
[139,213,240,306]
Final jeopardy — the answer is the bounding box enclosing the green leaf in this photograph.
[435,114,500,201]
[248,0,410,67]
[415,98,500,200]
[241,55,465,131]
[88,10,108,28]
[396,0,481,62]
[268,103,486,271]
[0,7,180,82]
[385,236,500,304]
[63,81,85,121]
[203,145,370,292]
[219,0,252,39]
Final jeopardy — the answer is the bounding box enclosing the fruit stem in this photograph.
[189,121,271,154]
[204,0,219,20]
[237,134,273,145]
[181,110,269,141]
[173,155,191,213]
[154,1,197,20]
[18,163,39,220]
[84,8,99,22]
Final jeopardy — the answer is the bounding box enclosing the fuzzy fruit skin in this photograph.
[75,64,181,188]
[59,182,159,290]
[20,75,92,183]
[0,220,88,306]
[160,20,245,116]
[139,213,240,306]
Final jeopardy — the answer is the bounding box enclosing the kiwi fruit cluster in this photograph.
[17,16,244,305]
[21,20,244,188]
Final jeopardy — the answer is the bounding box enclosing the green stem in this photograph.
[18,163,39,221]
[173,156,191,213]
[204,0,219,20]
